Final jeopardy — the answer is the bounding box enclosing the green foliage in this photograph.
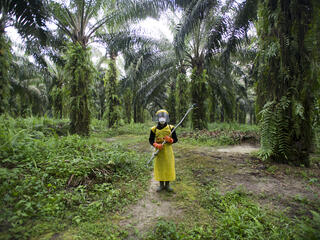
[8,54,49,117]
[294,211,320,240]
[180,132,237,147]
[166,79,177,124]
[51,84,66,118]
[258,99,287,161]
[146,220,180,240]
[258,96,312,166]
[91,119,151,138]
[65,42,94,136]
[206,122,259,132]
[0,35,11,114]
[75,221,128,240]
[48,63,68,119]
[0,116,149,239]
[122,88,133,123]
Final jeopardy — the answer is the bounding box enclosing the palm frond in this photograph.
[174,0,219,55]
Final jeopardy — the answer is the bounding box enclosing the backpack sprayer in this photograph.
[147,104,196,165]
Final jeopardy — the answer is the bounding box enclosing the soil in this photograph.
[119,173,183,239]
[177,145,320,218]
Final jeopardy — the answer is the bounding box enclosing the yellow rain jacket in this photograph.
[151,125,176,181]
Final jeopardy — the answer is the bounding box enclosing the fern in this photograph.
[275,97,290,160]
[258,100,276,160]
[258,97,291,161]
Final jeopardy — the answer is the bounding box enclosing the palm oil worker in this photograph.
[149,109,178,192]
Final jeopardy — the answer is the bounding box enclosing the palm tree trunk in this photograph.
[256,0,320,166]
[176,68,189,127]
[0,33,10,114]
[66,43,93,136]
[191,61,208,130]
[106,54,121,128]
[166,79,177,124]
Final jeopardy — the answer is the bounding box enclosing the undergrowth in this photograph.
[91,119,151,138]
[179,122,259,147]
[0,116,150,239]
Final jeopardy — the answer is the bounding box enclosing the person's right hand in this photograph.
[153,143,163,150]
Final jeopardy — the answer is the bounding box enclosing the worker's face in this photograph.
[155,111,169,125]
[159,117,166,125]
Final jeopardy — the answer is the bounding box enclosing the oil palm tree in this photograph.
[121,36,177,122]
[49,0,171,134]
[256,0,320,166]
[9,54,48,116]
[174,0,258,129]
[0,0,47,114]
[174,0,230,129]
[45,60,67,118]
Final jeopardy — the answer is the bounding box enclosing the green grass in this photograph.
[179,133,238,146]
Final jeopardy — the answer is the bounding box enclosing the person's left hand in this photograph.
[164,136,173,143]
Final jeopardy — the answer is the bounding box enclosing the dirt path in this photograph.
[216,144,259,154]
[118,173,182,239]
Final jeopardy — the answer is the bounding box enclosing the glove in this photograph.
[153,143,163,150]
[164,136,173,143]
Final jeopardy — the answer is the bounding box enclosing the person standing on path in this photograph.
[149,109,178,192]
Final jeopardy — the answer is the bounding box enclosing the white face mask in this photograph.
[159,117,166,124]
